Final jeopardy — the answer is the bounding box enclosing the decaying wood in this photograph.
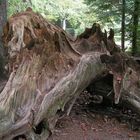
[0,9,140,140]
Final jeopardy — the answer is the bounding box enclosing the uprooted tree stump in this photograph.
[0,9,140,140]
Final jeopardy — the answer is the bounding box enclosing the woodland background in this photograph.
[0,0,140,55]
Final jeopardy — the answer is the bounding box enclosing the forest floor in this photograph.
[49,91,140,140]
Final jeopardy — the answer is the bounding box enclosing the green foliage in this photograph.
[32,0,92,34]
[86,0,140,55]
[8,0,32,17]
[7,0,140,54]
[8,0,95,35]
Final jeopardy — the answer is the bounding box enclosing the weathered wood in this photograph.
[0,9,140,140]
[0,9,107,140]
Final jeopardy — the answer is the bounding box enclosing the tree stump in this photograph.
[0,9,140,140]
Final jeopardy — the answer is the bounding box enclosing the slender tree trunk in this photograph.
[132,0,139,56]
[121,0,125,51]
[62,18,66,30]
[0,0,7,78]
[0,0,7,48]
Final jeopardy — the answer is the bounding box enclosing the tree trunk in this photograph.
[62,18,66,30]
[0,0,7,78]
[0,0,7,35]
[0,9,140,140]
[121,0,125,51]
[132,0,139,56]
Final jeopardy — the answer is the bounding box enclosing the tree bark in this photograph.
[121,0,125,51]
[0,0,7,35]
[0,9,140,140]
[132,0,139,56]
[0,0,7,78]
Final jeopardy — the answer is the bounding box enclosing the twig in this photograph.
[67,95,78,116]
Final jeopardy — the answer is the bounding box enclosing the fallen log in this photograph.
[0,9,140,140]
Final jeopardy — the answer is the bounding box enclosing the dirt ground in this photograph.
[49,114,140,140]
[49,92,140,140]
